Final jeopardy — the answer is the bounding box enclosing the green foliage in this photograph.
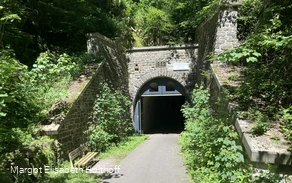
[0,50,89,182]
[252,168,284,183]
[45,172,98,183]
[237,0,263,41]
[214,0,292,148]
[1,127,59,183]
[42,161,100,183]
[166,0,220,43]
[216,46,261,63]
[88,82,134,152]
[97,134,148,160]
[87,126,113,152]
[131,0,219,45]
[248,111,270,135]
[179,85,252,182]
[0,50,41,128]
[134,5,173,45]
[270,135,280,143]
[0,1,22,50]
[1,0,132,65]
[1,0,132,182]
[280,106,292,150]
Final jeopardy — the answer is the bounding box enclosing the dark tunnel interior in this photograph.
[141,96,185,134]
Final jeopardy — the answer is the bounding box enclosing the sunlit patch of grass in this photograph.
[42,161,102,183]
[42,135,148,182]
[97,134,148,162]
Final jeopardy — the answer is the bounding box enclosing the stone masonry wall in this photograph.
[87,33,129,95]
[43,33,129,159]
[195,3,240,84]
[56,65,105,159]
[214,8,240,53]
[127,45,198,101]
[43,2,241,159]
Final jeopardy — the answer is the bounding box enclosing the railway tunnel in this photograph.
[133,77,186,134]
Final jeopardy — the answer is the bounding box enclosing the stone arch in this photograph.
[134,75,186,102]
[130,70,187,100]
[132,76,187,133]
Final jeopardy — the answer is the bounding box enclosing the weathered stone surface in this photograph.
[210,64,292,172]
[43,32,129,160]
[43,4,242,161]
[127,45,199,100]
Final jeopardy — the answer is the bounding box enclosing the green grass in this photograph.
[45,134,148,182]
[97,134,148,162]
[3,135,148,183]
[44,171,100,183]
[67,79,91,104]
[41,161,102,183]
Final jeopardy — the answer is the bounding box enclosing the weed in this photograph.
[270,135,280,143]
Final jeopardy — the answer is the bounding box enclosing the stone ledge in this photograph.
[42,123,60,135]
[210,63,292,166]
[126,45,199,52]
[42,62,104,136]
[236,119,292,165]
[86,32,115,46]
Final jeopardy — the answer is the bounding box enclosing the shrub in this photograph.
[280,106,292,151]
[88,82,134,152]
[87,126,113,152]
[179,85,252,182]
[0,50,87,182]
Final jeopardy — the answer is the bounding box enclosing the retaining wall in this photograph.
[43,33,129,159]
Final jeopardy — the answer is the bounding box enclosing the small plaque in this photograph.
[156,61,166,68]
[173,63,190,71]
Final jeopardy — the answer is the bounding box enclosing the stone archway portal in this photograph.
[134,78,186,133]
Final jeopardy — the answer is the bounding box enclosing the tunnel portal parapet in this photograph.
[127,45,199,100]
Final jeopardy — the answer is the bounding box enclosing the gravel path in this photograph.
[100,134,190,183]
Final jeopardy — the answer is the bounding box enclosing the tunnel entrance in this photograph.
[133,77,186,134]
[141,96,185,134]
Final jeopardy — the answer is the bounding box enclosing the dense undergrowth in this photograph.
[1,1,133,182]
[215,0,292,150]
[87,82,134,152]
[179,85,289,183]
[0,50,95,182]
[127,0,222,46]
[0,50,135,182]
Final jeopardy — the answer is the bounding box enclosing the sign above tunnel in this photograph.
[139,78,185,97]
[172,63,190,71]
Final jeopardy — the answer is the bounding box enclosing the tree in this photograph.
[132,0,217,45]
[0,2,21,49]
[1,0,133,66]
[135,5,173,45]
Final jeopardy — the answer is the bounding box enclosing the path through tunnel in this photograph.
[133,77,187,134]
[141,96,185,134]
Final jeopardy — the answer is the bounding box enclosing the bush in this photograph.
[87,126,113,152]
[88,82,134,152]
[280,106,292,151]
[1,127,59,183]
[179,85,252,182]
[0,50,88,182]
